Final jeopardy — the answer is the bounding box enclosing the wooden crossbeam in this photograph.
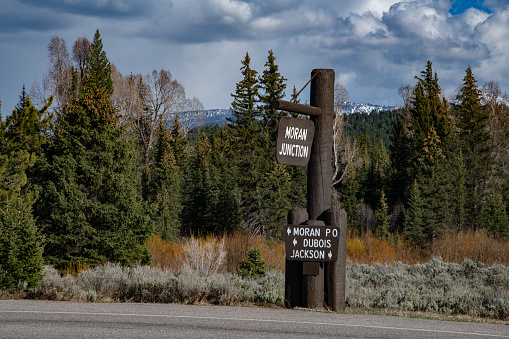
[273,99,322,117]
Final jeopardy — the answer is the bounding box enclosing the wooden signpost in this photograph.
[284,224,340,262]
[276,117,314,167]
[275,69,347,311]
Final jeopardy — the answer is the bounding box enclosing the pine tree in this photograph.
[254,51,297,237]
[3,86,53,156]
[1,91,33,196]
[259,162,293,238]
[375,190,390,240]
[412,61,451,141]
[148,120,182,240]
[228,52,260,143]
[442,142,467,230]
[361,136,388,210]
[238,248,266,277]
[207,125,243,234]
[0,90,47,289]
[32,88,154,268]
[227,52,264,234]
[390,62,458,242]
[479,188,509,238]
[404,180,424,247]
[455,66,492,229]
[389,112,414,203]
[168,116,187,169]
[341,164,361,232]
[181,127,243,235]
[82,29,113,96]
[259,50,287,151]
[181,132,212,235]
[410,62,451,155]
[0,192,44,289]
[1,88,52,198]
[415,126,445,242]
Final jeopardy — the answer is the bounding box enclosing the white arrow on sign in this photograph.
[293,238,297,246]
[328,251,332,260]
[287,228,292,235]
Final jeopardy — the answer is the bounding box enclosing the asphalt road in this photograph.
[0,300,507,338]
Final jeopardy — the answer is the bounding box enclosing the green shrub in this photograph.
[0,194,44,290]
[237,249,266,278]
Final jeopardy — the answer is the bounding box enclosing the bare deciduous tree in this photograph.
[110,65,144,129]
[176,97,205,136]
[482,81,509,164]
[398,84,413,110]
[72,36,91,92]
[117,69,204,171]
[332,83,357,186]
[29,78,50,109]
[397,84,414,132]
[46,36,73,110]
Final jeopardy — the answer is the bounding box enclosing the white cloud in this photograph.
[460,7,491,32]
[18,0,153,18]
[476,7,509,81]
[2,0,509,114]
[324,0,400,18]
[251,16,282,31]
[212,0,253,23]
[336,71,357,86]
[348,12,388,38]
[106,0,509,106]
[383,1,451,40]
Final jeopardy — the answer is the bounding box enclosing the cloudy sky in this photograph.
[1,0,508,117]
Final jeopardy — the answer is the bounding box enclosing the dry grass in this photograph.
[431,229,509,266]
[147,234,184,271]
[147,229,509,271]
[346,229,509,266]
[148,233,285,273]
[222,232,285,272]
[58,261,91,276]
[346,231,421,265]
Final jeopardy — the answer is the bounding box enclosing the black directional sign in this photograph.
[276,117,315,167]
[285,224,340,262]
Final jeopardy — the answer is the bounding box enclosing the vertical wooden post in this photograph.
[320,209,347,311]
[281,68,346,311]
[307,69,335,220]
[285,209,307,308]
[303,69,335,308]
[301,219,325,308]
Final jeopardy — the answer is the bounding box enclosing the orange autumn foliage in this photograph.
[147,228,509,272]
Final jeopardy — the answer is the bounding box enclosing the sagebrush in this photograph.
[347,258,509,320]
[29,263,284,306]
[25,258,509,320]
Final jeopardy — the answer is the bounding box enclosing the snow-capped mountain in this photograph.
[179,103,396,128]
[341,102,396,114]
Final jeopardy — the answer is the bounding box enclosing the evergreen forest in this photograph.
[1,30,509,290]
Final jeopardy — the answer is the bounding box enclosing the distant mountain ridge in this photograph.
[178,103,396,127]
[342,102,396,114]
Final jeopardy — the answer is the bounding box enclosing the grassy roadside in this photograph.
[2,230,508,323]
[2,258,506,323]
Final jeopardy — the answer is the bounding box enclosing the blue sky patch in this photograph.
[450,0,493,15]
